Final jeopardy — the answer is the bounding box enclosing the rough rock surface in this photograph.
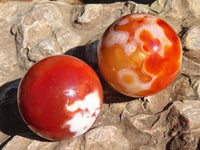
[0,0,200,150]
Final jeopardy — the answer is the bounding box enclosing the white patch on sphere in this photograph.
[117,68,156,95]
[104,28,129,47]
[64,91,101,137]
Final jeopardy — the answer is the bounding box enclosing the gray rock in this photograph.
[123,100,200,150]
[2,135,33,150]
[150,0,167,13]
[12,2,72,70]
[85,125,131,150]
[173,75,197,100]
[9,1,151,73]
[53,136,84,150]
[158,0,200,33]
[166,132,200,150]
[183,25,200,64]
[0,1,34,86]
[181,56,200,76]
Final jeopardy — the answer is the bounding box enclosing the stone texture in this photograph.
[2,136,33,150]
[8,1,151,72]
[181,56,200,76]
[157,0,200,33]
[0,0,82,4]
[122,100,200,150]
[150,0,167,13]
[166,132,200,150]
[0,1,34,86]
[0,0,200,150]
[182,25,200,64]
[85,125,130,150]
[0,132,10,146]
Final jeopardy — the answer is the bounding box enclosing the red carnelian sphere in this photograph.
[18,55,103,141]
[98,13,182,97]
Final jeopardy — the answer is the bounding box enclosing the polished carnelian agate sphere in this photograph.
[18,55,103,141]
[98,13,182,97]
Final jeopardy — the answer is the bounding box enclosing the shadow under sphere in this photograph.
[0,79,48,142]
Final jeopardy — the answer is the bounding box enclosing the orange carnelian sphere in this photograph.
[98,13,182,97]
[18,55,103,140]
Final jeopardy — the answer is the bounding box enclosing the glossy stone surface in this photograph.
[17,55,103,141]
[98,13,182,97]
